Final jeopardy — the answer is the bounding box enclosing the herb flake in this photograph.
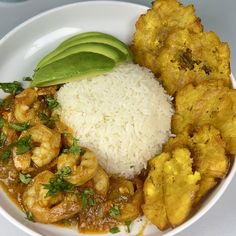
[43,166,75,197]
[125,220,132,233]
[15,136,32,155]
[109,205,120,218]
[19,173,32,184]
[0,81,23,95]
[62,137,81,155]
[22,76,32,81]
[45,96,60,111]
[25,211,34,222]
[109,227,120,234]
[80,188,95,209]
[9,122,30,131]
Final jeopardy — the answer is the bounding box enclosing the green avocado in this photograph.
[31,52,115,87]
[36,32,132,69]
[38,42,126,68]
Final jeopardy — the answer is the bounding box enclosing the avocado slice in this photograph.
[39,42,126,69]
[37,32,132,69]
[32,52,115,87]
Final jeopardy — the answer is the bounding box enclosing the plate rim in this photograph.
[0,1,235,236]
[0,0,148,44]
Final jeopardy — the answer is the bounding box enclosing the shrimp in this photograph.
[13,124,61,172]
[23,170,82,223]
[117,183,143,221]
[14,88,41,124]
[57,151,98,186]
[110,178,143,221]
[93,166,109,196]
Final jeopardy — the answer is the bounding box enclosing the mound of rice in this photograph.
[57,63,173,178]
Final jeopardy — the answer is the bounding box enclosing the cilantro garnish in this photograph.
[15,136,33,155]
[0,81,23,95]
[109,205,121,217]
[19,173,32,184]
[125,220,132,233]
[9,122,30,132]
[80,188,95,209]
[22,76,32,81]
[62,136,81,155]
[43,166,75,197]
[110,227,120,234]
[25,211,34,222]
[45,96,60,111]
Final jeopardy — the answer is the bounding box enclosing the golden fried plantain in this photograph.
[162,124,229,206]
[156,30,230,95]
[191,125,229,178]
[142,153,170,230]
[193,175,218,205]
[132,0,203,74]
[163,148,200,227]
[172,80,236,154]
[220,90,236,154]
[163,132,190,153]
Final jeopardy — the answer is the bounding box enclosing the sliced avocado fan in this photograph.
[31,32,133,87]
[32,52,115,87]
[36,32,132,69]
[38,42,126,68]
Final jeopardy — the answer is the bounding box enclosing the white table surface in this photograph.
[0,0,235,236]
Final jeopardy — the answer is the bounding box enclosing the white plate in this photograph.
[0,1,235,236]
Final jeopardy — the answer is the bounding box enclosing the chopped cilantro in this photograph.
[62,137,81,155]
[109,205,120,217]
[0,81,23,95]
[43,166,75,197]
[45,96,60,111]
[25,211,34,222]
[80,188,95,209]
[63,219,72,226]
[125,220,132,233]
[15,136,32,155]
[19,173,32,184]
[22,76,32,81]
[9,122,30,131]
[109,227,120,234]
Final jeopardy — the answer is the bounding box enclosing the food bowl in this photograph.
[0,1,235,236]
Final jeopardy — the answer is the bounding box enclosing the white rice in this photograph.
[57,63,173,178]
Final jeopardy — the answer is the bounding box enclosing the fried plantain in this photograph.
[163,124,229,206]
[156,30,230,94]
[191,125,229,178]
[193,175,218,205]
[163,132,190,153]
[132,0,203,74]
[142,153,170,230]
[172,80,236,154]
[220,89,236,154]
[163,148,200,227]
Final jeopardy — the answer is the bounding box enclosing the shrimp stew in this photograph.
[0,85,144,234]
